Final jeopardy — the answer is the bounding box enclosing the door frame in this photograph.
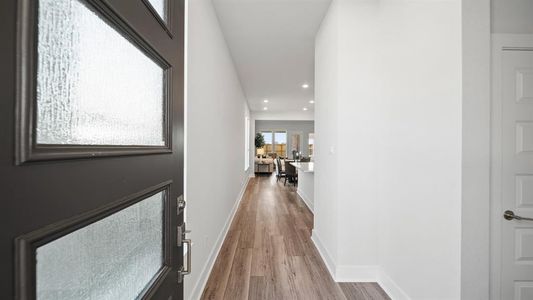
[490,34,533,300]
[461,2,491,299]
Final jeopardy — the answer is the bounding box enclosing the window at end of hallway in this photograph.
[261,131,273,155]
[274,131,287,158]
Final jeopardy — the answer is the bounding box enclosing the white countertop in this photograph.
[290,162,314,173]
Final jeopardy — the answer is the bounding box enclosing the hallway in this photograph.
[201,175,390,300]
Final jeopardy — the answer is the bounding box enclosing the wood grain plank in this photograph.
[362,282,392,300]
[339,282,369,300]
[247,276,266,300]
[250,246,266,277]
[224,247,253,300]
[201,230,241,300]
[287,256,326,300]
[238,211,257,248]
[279,214,305,256]
[265,235,297,299]
[339,282,391,300]
[253,220,264,249]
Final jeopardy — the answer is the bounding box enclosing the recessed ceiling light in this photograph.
[263,107,268,111]
[302,83,310,89]
[309,100,315,104]
[303,107,308,111]
[263,99,269,103]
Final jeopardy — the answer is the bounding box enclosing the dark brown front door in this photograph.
[0,0,184,299]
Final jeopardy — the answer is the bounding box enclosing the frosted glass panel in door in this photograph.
[36,0,166,146]
[146,0,167,21]
[36,192,164,300]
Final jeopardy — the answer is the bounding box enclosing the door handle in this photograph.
[504,210,533,221]
[177,223,191,283]
[182,238,192,276]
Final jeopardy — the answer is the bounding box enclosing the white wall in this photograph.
[313,0,339,273]
[314,0,462,298]
[185,0,250,299]
[337,1,381,271]
[377,2,462,298]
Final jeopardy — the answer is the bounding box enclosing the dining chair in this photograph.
[284,161,298,186]
[276,157,286,182]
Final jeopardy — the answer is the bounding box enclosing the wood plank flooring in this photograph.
[201,175,391,300]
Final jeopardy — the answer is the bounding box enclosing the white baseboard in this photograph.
[311,230,336,279]
[377,270,411,300]
[311,230,378,282]
[336,265,379,282]
[311,230,410,300]
[187,176,251,300]
[296,189,314,213]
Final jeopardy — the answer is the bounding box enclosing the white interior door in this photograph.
[498,48,533,300]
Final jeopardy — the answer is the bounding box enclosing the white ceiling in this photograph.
[212,0,332,115]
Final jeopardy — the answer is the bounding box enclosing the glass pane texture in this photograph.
[36,0,165,146]
[36,192,164,300]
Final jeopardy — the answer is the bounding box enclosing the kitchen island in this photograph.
[290,162,314,212]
